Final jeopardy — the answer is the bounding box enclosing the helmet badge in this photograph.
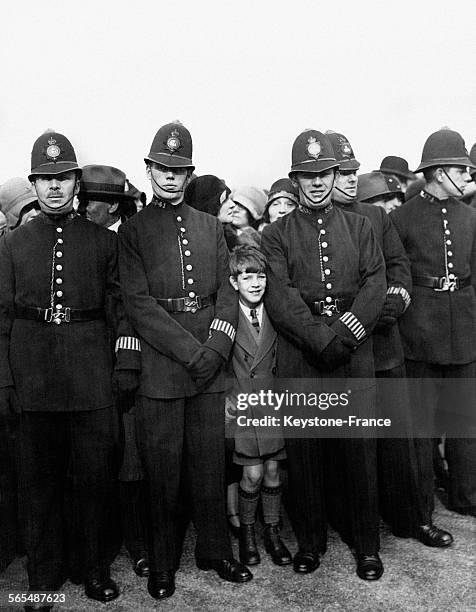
[307,136,321,159]
[46,136,61,161]
[166,129,181,153]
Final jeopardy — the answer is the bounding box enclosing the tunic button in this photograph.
[186,264,193,271]
[320,229,326,235]
[187,278,194,284]
[56,291,63,297]
[449,273,455,279]
[445,230,450,235]
[180,227,186,233]
[322,242,328,248]
[448,263,454,269]
[323,256,329,262]
[184,250,191,256]
[182,239,189,245]
[56,227,62,233]
[447,251,453,257]
[446,240,452,246]
[442,208,447,214]
[176,216,182,222]
[56,278,63,285]
[189,291,196,298]
[324,269,331,275]
[318,219,323,224]
[56,264,62,271]
[56,304,63,310]
[325,296,332,303]
[57,238,63,244]
[56,251,63,257]
[326,283,332,289]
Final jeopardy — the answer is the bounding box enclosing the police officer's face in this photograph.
[86,200,119,228]
[293,169,336,208]
[439,166,472,197]
[33,171,80,215]
[267,197,296,223]
[147,162,189,204]
[333,170,358,203]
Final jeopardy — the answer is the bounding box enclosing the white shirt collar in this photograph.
[239,301,263,326]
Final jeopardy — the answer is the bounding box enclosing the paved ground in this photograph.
[0,498,474,612]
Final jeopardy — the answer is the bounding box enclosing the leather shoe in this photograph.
[356,554,384,581]
[196,558,253,583]
[133,557,150,577]
[239,524,261,565]
[263,524,292,566]
[293,551,320,574]
[147,570,175,599]
[84,574,119,602]
[416,523,453,547]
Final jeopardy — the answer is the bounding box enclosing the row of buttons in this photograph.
[319,220,333,295]
[441,207,455,274]
[177,214,196,298]
[54,227,64,308]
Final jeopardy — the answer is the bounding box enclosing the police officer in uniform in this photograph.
[391,128,476,519]
[0,132,125,609]
[118,122,252,600]
[261,130,387,580]
[329,132,453,546]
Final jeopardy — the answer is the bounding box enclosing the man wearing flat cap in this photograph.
[261,129,387,581]
[0,133,132,608]
[118,121,252,601]
[391,128,476,519]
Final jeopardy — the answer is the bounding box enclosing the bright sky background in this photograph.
[2,0,475,199]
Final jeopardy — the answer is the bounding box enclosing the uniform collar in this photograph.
[298,201,333,219]
[151,195,186,210]
[38,210,78,226]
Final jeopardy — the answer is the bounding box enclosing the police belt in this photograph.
[412,275,470,291]
[15,306,105,324]
[307,297,352,316]
[156,294,216,313]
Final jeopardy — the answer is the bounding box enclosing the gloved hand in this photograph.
[317,335,356,371]
[0,386,20,418]
[188,346,225,390]
[375,294,406,331]
[112,369,140,414]
[225,396,238,424]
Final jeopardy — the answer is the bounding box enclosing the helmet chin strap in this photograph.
[334,186,356,200]
[39,191,76,215]
[298,181,334,209]
[150,171,185,202]
[441,168,465,196]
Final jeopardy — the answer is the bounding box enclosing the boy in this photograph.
[227,245,291,567]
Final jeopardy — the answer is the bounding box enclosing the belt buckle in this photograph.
[46,307,71,325]
[435,277,457,292]
[320,300,338,317]
[183,296,200,313]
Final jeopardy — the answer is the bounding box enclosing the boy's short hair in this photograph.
[229,244,267,277]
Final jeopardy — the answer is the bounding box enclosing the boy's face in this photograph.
[229,270,267,308]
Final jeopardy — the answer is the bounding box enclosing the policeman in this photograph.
[329,133,453,546]
[0,132,124,609]
[391,128,476,519]
[118,122,252,600]
[261,130,387,580]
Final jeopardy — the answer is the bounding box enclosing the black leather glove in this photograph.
[0,386,19,418]
[188,346,225,390]
[318,336,356,371]
[112,369,140,414]
[375,294,406,331]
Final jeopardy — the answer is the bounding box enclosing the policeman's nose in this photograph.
[49,179,61,189]
[463,170,472,182]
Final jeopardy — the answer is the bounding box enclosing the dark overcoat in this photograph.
[390,192,476,365]
[118,198,238,398]
[231,307,283,458]
[335,200,412,371]
[0,212,120,411]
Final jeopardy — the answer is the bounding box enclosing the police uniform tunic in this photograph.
[391,191,476,516]
[261,204,387,555]
[334,199,428,533]
[118,197,237,570]
[0,211,121,588]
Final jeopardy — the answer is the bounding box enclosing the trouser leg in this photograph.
[135,396,185,571]
[184,393,232,560]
